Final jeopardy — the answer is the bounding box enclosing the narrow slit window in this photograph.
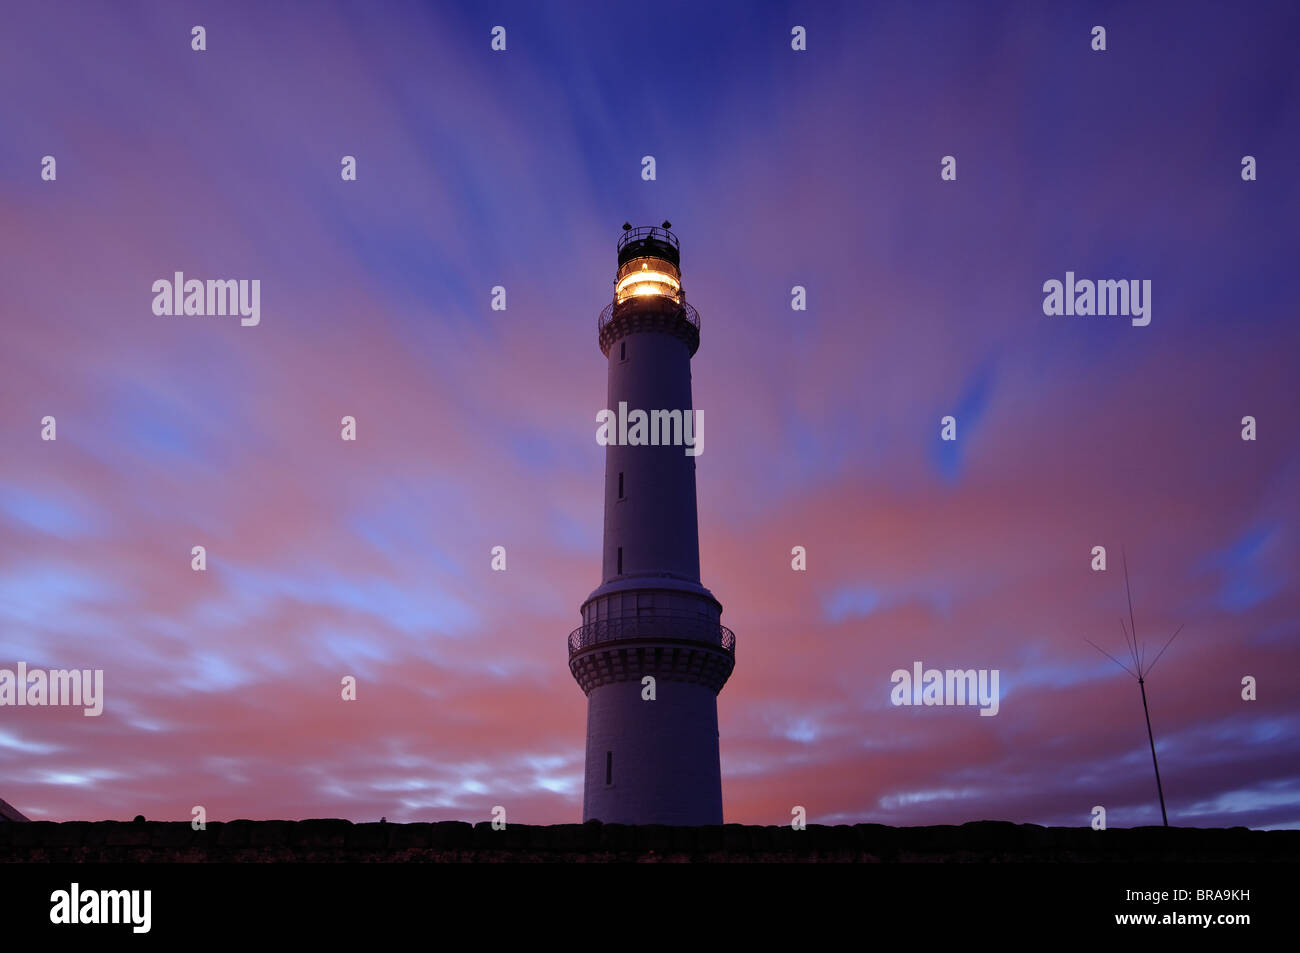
[605,751,613,785]
[620,341,626,361]
[618,472,624,499]
[617,547,623,574]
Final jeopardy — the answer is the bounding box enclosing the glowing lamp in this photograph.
[615,258,682,302]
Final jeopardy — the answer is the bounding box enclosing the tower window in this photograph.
[605,751,613,785]
[620,341,626,361]
[617,547,623,574]
[618,472,624,499]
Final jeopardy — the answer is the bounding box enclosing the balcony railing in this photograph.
[598,297,700,335]
[617,225,679,256]
[569,614,736,656]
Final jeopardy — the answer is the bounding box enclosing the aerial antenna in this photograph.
[1085,548,1184,827]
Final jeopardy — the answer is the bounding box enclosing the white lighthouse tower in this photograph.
[568,222,735,825]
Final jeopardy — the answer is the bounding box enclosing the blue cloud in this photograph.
[931,361,997,482]
[0,486,98,537]
[822,585,881,623]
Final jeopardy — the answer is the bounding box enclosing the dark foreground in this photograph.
[1,818,1295,862]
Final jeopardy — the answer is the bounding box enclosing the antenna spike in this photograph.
[1144,624,1185,677]
[1086,638,1138,679]
[1123,548,1141,671]
[1120,617,1140,672]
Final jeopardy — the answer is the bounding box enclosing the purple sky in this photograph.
[1,0,1297,828]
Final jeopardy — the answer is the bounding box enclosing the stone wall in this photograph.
[1,819,1295,862]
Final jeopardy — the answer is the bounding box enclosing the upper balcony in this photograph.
[617,225,680,268]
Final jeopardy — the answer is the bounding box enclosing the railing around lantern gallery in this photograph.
[568,613,736,656]
[617,225,679,256]
[598,298,700,336]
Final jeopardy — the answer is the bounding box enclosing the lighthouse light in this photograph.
[615,257,682,303]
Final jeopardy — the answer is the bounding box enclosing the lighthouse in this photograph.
[568,222,735,825]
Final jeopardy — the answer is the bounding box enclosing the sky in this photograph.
[1,0,1297,829]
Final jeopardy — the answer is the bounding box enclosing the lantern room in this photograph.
[615,222,683,304]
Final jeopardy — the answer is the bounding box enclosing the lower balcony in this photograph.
[568,613,736,657]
